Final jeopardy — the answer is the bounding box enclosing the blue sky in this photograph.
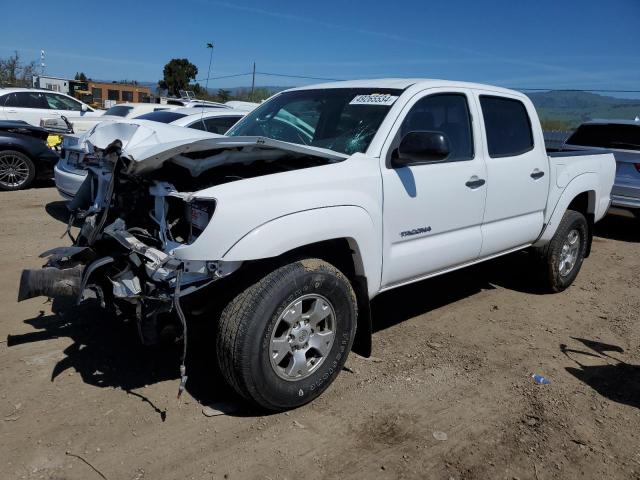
[2,0,639,95]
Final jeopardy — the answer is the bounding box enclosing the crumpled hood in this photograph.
[82,120,347,174]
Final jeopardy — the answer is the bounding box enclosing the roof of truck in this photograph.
[287,78,522,96]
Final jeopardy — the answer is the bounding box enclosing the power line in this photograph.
[256,71,345,82]
[194,72,252,82]
[512,88,640,94]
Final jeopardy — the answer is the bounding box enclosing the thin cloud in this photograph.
[196,0,605,80]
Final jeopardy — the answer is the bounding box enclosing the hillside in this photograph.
[526,90,640,129]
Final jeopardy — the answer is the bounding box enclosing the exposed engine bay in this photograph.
[17,120,344,395]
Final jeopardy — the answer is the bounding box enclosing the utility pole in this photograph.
[250,62,256,101]
[205,42,214,95]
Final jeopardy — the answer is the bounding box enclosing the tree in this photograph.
[74,72,87,81]
[0,51,37,87]
[217,89,231,102]
[158,58,198,96]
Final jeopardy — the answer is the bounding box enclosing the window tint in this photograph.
[134,111,187,123]
[400,93,474,161]
[104,105,133,117]
[566,124,640,151]
[480,96,533,157]
[4,92,50,109]
[202,116,243,134]
[45,93,82,110]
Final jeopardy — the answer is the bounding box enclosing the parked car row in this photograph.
[54,108,248,198]
[0,86,257,191]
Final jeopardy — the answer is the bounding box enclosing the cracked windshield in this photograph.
[227,88,403,155]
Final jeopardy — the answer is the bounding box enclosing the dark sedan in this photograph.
[0,121,59,191]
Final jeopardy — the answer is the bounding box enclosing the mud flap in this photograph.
[351,275,372,357]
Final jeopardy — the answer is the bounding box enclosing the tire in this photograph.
[539,210,589,292]
[0,150,36,191]
[216,258,357,411]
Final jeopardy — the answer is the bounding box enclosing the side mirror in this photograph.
[392,131,450,167]
[81,104,88,112]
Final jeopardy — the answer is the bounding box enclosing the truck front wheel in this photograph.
[216,258,357,411]
[540,209,589,292]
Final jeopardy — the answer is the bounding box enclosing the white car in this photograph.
[52,102,176,134]
[21,79,615,411]
[54,108,247,198]
[162,97,259,112]
[0,88,100,126]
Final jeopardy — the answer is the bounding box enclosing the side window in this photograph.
[400,93,474,161]
[203,116,242,134]
[479,96,534,157]
[188,119,206,131]
[45,93,82,111]
[5,92,50,109]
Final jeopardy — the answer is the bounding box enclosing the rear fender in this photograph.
[534,173,598,246]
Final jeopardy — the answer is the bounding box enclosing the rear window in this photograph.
[104,105,133,117]
[566,124,640,151]
[134,111,188,123]
[480,96,534,157]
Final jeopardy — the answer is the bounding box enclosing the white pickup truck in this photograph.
[18,79,615,411]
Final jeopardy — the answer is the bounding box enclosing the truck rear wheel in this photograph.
[216,258,357,411]
[539,209,588,292]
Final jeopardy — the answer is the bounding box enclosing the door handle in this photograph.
[530,170,545,179]
[465,177,486,189]
[6,110,17,113]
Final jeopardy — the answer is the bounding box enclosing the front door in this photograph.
[380,89,487,288]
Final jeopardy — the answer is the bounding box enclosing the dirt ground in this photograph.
[1,185,639,480]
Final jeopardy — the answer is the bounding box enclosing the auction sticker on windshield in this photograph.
[349,94,398,106]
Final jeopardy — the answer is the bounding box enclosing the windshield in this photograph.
[134,111,188,123]
[227,88,403,154]
[104,105,134,117]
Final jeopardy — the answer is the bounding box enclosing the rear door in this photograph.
[4,91,52,126]
[380,88,487,288]
[474,93,549,257]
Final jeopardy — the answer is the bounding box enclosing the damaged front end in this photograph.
[19,137,231,345]
[18,120,344,394]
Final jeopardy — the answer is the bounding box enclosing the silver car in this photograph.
[564,119,640,218]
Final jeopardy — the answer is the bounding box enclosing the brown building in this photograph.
[86,81,152,107]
